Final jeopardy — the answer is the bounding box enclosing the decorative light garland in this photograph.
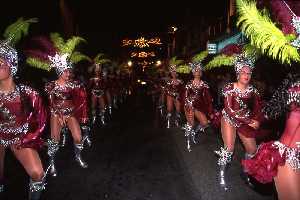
[122,37,162,48]
[130,51,155,58]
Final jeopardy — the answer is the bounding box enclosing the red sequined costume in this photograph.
[165,78,184,100]
[45,80,88,124]
[222,82,264,138]
[88,76,107,98]
[0,84,46,149]
[242,82,300,184]
[184,80,214,119]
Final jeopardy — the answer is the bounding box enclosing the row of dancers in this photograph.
[0,18,130,199]
[146,1,300,199]
[149,52,299,199]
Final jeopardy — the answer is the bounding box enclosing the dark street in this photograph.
[0,1,300,200]
[2,87,198,200]
[2,86,275,200]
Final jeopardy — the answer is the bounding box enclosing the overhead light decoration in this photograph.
[122,37,162,48]
[168,26,178,34]
[148,38,162,45]
[130,51,155,58]
[134,37,149,48]
[137,60,155,65]
[122,39,132,46]
[156,60,162,66]
[127,60,133,66]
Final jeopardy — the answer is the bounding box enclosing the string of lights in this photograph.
[130,51,155,58]
[122,37,162,48]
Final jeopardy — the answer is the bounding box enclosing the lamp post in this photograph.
[227,0,234,34]
[168,26,178,57]
[59,0,74,37]
[171,26,177,56]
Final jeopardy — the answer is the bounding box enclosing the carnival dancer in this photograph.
[107,68,119,113]
[183,60,214,152]
[214,53,264,191]
[26,33,90,177]
[87,53,111,125]
[164,57,185,128]
[156,69,168,117]
[88,66,106,125]
[108,62,121,110]
[242,78,300,200]
[234,0,300,198]
[0,18,48,200]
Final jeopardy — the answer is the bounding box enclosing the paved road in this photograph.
[2,88,276,200]
[2,90,198,200]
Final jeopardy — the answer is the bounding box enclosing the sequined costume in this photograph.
[165,78,184,100]
[88,76,107,98]
[184,80,214,118]
[242,82,300,183]
[45,80,88,124]
[0,17,48,199]
[0,84,46,149]
[221,82,264,138]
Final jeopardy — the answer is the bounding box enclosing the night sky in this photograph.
[0,0,227,57]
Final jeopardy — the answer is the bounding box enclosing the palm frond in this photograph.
[3,17,38,45]
[94,53,111,64]
[285,34,297,42]
[242,43,261,60]
[50,32,65,52]
[70,51,91,64]
[62,36,86,54]
[93,53,105,62]
[204,54,235,70]
[176,64,191,74]
[236,0,300,65]
[169,56,184,66]
[192,50,208,63]
[26,57,51,71]
[98,58,111,65]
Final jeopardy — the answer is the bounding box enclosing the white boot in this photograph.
[214,146,233,191]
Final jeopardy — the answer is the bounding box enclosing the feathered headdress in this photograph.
[287,81,300,105]
[236,0,300,65]
[188,50,208,73]
[26,32,89,76]
[0,17,37,76]
[204,43,259,73]
[168,56,184,73]
[263,74,300,119]
[87,53,111,73]
[233,52,256,74]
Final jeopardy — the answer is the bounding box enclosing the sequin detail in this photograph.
[273,141,300,170]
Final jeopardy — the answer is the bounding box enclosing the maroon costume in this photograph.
[165,78,184,100]
[45,80,88,124]
[242,82,300,183]
[0,84,46,149]
[184,80,214,119]
[88,76,107,98]
[222,83,264,138]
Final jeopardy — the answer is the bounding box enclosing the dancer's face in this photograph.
[95,64,101,73]
[193,70,201,79]
[237,66,252,85]
[60,69,71,81]
[95,70,100,76]
[0,58,11,81]
[171,71,177,78]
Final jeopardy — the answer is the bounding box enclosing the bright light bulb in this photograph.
[156,60,162,66]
